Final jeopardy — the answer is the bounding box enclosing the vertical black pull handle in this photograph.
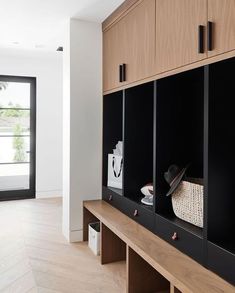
[208,21,213,51]
[122,63,126,82]
[198,25,204,54]
[119,64,123,82]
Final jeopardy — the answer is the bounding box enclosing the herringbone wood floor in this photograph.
[0,198,126,293]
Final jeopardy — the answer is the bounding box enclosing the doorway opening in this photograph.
[0,76,36,201]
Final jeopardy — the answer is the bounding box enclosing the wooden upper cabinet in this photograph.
[103,23,123,92]
[121,0,155,85]
[208,0,235,57]
[155,0,207,73]
[103,0,155,92]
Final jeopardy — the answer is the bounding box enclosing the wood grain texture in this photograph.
[102,0,140,32]
[170,284,182,293]
[127,246,169,293]
[103,48,235,95]
[83,207,99,241]
[101,223,126,264]
[84,200,235,293]
[103,0,155,92]
[103,23,123,92]
[121,0,155,84]
[208,0,235,57]
[0,198,126,293]
[155,0,207,74]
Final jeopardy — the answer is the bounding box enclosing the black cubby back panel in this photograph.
[103,92,123,187]
[155,68,204,214]
[123,82,154,202]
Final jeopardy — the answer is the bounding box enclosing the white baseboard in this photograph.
[69,230,83,242]
[36,190,62,199]
[63,229,83,243]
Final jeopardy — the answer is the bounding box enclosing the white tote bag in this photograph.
[107,154,123,189]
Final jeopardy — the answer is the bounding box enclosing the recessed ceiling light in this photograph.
[13,42,19,45]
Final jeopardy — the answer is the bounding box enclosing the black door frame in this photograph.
[0,75,36,201]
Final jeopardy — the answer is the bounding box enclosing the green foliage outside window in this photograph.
[13,124,26,162]
[0,101,29,162]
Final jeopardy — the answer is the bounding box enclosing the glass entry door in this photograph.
[0,76,36,200]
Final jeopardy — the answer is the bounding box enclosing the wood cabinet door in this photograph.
[155,0,207,73]
[208,0,235,57]
[103,0,155,92]
[103,24,124,92]
[120,0,156,84]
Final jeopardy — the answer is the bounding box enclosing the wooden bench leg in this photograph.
[101,223,126,264]
[127,246,170,293]
[83,207,99,241]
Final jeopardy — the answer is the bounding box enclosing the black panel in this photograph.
[123,82,154,207]
[155,67,204,215]
[207,57,235,248]
[124,198,154,231]
[155,215,203,263]
[103,91,123,188]
[103,186,123,210]
[206,57,235,284]
[208,242,235,285]
[103,186,154,231]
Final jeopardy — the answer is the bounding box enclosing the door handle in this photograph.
[122,63,126,82]
[119,64,123,82]
[198,25,205,54]
[207,21,213,51]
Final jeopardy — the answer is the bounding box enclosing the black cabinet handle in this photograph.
[122,63,126,82]
[207,21,213,51]
[119,64,123,82]
[198,25,205,54]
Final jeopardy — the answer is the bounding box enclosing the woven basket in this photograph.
[172,178,204,228]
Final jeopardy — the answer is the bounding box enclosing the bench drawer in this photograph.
[124,199,154,232]
[155,215,204,263]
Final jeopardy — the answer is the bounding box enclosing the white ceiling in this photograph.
[0,0,124,51]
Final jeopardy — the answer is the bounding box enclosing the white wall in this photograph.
[63,19,102,242]
[0,49,63,198]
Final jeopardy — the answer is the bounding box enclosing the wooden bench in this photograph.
[83,200,234,293]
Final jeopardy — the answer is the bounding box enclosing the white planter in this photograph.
[88,222,100,256]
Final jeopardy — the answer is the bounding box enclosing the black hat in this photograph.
[164,165,188,196]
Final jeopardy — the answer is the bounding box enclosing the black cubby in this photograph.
[123,82,154,211]
[206,58,235,284]
[102,91,123,193]
[154,67,205,262]
[102,58,235,285]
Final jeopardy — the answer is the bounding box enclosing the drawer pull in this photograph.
[207,21,213,51]
[134,209,138,217]
[122,63,126,82]
[198,25,205,54]
[109,195,113,201]
[172,232,178,241]
[119,64,123,82]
